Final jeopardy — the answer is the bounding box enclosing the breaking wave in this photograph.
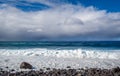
[0,48,120,59]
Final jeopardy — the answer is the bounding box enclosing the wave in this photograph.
[0,41,120,49]
[0,48,120,59]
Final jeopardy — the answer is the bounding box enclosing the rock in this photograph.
[112,67,120,76]
[0,68,3,71]
[20,62,33,69]
[66,66,71,68]
[5,66,9,69]
[11,69,15,72]
[112,67,120,73]
[46,68,50,70]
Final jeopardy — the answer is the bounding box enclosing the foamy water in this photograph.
[0,48,120,71]
[0,48,120,59]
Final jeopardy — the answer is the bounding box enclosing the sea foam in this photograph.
[0,48,120,59]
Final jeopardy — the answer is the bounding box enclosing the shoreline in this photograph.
[0,49,120,75]
[0,66,120,76]
[0,55,120,70]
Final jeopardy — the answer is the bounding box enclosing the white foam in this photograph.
[0,48,120,59]
[0,48,120,70]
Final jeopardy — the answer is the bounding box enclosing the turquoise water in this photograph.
[0,41,120,51]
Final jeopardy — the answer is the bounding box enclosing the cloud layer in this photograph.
[0,1,120,41]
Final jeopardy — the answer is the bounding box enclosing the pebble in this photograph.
[0,67,119,76]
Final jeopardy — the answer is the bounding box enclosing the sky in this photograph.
[0,0,120,41]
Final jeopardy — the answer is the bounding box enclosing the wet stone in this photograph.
[0,67,119,76]
[20,62,33,69]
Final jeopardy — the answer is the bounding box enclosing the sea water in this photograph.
[0,41,120,69]
[0,41,120,49]
[0,41,120,59]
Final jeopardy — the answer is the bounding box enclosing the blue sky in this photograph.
[0,0,120,41]
[72,0,120,12]
[0,0,120,12]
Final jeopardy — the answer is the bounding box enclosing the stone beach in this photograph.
[0,62,120,76]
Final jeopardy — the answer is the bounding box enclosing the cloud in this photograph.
[0,1,120,41]
[27,0,71,7]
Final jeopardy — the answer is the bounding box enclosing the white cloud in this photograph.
[27,0,69,7]
[0,3,120,41]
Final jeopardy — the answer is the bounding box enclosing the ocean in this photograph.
[0,41,120,59]
[0,41,120,69]
[0,41,120,50]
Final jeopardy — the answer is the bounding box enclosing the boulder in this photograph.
[20,62,33,69]
[112,67,120,73]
